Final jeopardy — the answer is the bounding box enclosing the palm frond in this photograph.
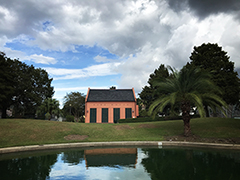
[184,92,205,117]
[148,65,227,118]
[202,93,228,116]
[148,95,171,118]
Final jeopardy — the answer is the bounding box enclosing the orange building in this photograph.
[85,88,139,123]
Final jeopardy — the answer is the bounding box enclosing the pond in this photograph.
[0,146,240,180]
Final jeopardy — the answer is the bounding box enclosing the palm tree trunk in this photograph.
[183,116,191,136]
[181,101,191,136]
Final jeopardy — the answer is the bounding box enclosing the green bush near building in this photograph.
[66,115,74,122]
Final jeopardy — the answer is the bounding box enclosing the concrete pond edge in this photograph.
[1,141,240,154]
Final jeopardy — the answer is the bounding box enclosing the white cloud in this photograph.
[0,34,57,64]
[1,46,57,65]
[94,55,116,62]
[54,86,108,92]
[44,62,120,80]
[1,0,240,98]
[28,54,57,64]
[1,47,26,60]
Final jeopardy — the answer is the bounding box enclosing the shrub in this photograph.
[66,115,74,122]
[164,115,182,120]
[79,116,85,123]
[118,116,165,123]
[139,109,149,117]
[45,112,51,120]
[118,114,200,123]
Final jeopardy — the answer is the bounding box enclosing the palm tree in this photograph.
[37,98,60,120]
[149,66,227,136]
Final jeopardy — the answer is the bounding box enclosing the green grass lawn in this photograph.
[0,117,240,148]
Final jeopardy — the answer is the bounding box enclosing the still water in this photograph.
[0,146,240,180]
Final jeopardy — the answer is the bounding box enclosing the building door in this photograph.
[90,108,97,123]
[125,108,132,119]
[102,108,108,123]
[114,108,120,123]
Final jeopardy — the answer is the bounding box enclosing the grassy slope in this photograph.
[0,118,240,148]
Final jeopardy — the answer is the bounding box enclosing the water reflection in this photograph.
[141,148,240,180]
[0,153,57,180]
[84,148,137,168]
[0,147,240,180]
[61,150,84,165]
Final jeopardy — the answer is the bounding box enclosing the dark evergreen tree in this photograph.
[139,64,169,113]
[188,43,240,105]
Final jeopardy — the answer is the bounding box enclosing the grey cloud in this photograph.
[167,0,240,19]
[69,0,126,24]
[165,0,188,12]
[1,0,240,92]
[0,0,172,56]
[188,0,240,19]
[103,23,171,57]
[0,0,63,38]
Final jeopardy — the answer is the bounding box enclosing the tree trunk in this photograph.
[181,101,191,136]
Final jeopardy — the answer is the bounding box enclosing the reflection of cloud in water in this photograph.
[85,149,151,180]
[49,153,87,179]
[49,148,152,180]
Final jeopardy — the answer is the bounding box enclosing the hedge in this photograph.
[118,114,200,123]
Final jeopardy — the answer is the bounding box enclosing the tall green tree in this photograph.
[0,52,54,118]
[12,61,54,118]
[149,66,227,136]
[139,64,170,112]
[63,92,85,122]
[188,43,240,105]
[0,52,15,118]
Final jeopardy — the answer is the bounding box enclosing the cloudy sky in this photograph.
[1,0,240,107]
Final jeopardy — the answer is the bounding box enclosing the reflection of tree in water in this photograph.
[0,153,57,180]
[61,150,84,165]
[141,148,240,180]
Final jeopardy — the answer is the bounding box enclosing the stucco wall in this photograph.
[85,101,139,123]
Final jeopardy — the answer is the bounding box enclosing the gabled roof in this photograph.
[86,89,136,102]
